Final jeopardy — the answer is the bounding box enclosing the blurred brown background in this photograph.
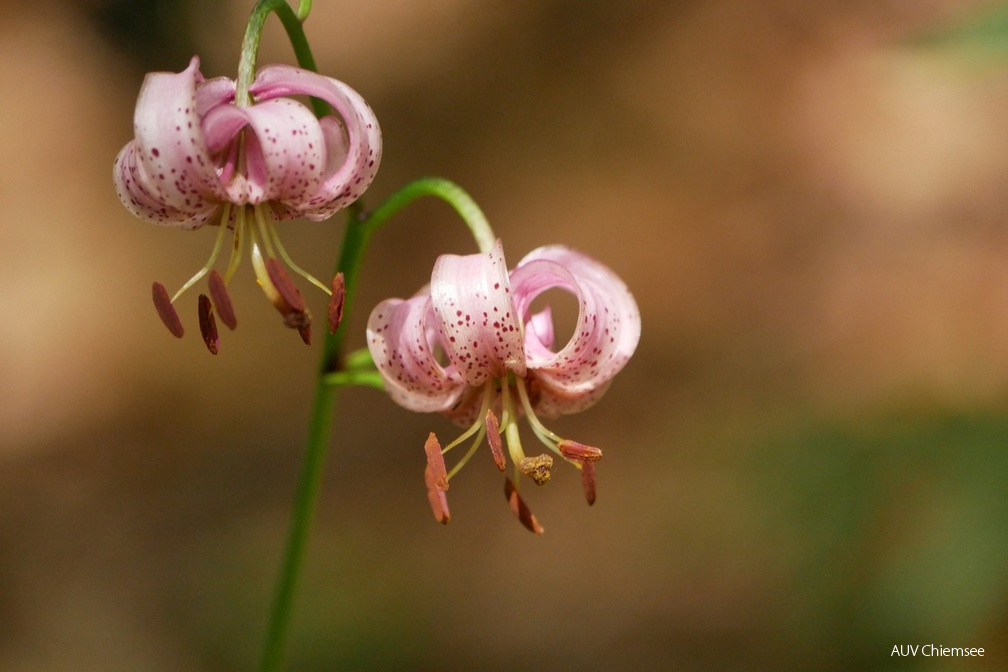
[2,0,1008,669]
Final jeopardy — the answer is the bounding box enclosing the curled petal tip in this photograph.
[152,282,184,338]
[504,479,544,534]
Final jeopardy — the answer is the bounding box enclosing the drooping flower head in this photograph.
[114,57,380,351]
[367,240,640,532]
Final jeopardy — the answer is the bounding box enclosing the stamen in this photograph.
[152,282,184,338]
[251,242,283,307]
[444,425,487,481]
[424,465,451,524]
[253,204,278,258]
[558,440,603,463]
[265,258,307,313]
[197,294,219,354]
[504,478,544,534]
[328,272,345,333]
[581,461,597,506]
[208,270,237,330]
[441,382,495,457]
[282,311,313,345]
[519,455,553,485]
[485,410,506,471]
[424,432,449,490]
[443,383,496,481]
[169,212,231,303]
[261,208,332,295]
[515,379,562,451]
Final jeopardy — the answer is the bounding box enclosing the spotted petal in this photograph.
[509,246,640,416]
[201,97,328,206]
[249,65,382,220]
[366,294,467,413]
[113,56,227,228]
[430,240,527,386]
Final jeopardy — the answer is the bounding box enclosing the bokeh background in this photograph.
[2,0,1008,669]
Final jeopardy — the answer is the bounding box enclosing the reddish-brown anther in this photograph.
[328,272,345,333]
[424,465,451,524]
[580,461,597,506]
[424,432,449,491]
[504,478,544,534]
[558,439,603,463]
[265,257,306,313]
[281,310,312,345]
[484,410,506,471]
[208,270,237,330]
[152,282,184,338]
[197,294,219,354]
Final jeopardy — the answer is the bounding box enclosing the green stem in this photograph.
[361,177,496,253]
[258,374,338,672]
[236,1,326,117]
[258,179,494,672]
[295,0,312,21]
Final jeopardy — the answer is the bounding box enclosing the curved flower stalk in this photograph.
[367,240,640,532]
[114,56,380,352]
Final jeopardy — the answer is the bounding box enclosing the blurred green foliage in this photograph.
[753,411,1008,670]
[916,2,1008,58]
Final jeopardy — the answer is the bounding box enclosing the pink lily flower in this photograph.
[367,240,640,532]
[114,56,380,351]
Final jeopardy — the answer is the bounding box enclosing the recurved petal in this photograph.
[115,56,226,224]
[114,143,217,228]
[195,75,236,116]
[523,306,555,360]
[508,246,640,416]
[430,240,526,386]
[532,379,614,418]
[249,65,381,219]
[366,295,468,413]
[201,97,327,206]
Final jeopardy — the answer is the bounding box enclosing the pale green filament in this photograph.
[439,415,483,456]
[223,209,245,283]
[252,205,277,258]
[443,382,497,480]
[260,207,332,295]
[440,383,494,455]
[445,426,486,482]
[515,380,562,453]
[170,207,232,303]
